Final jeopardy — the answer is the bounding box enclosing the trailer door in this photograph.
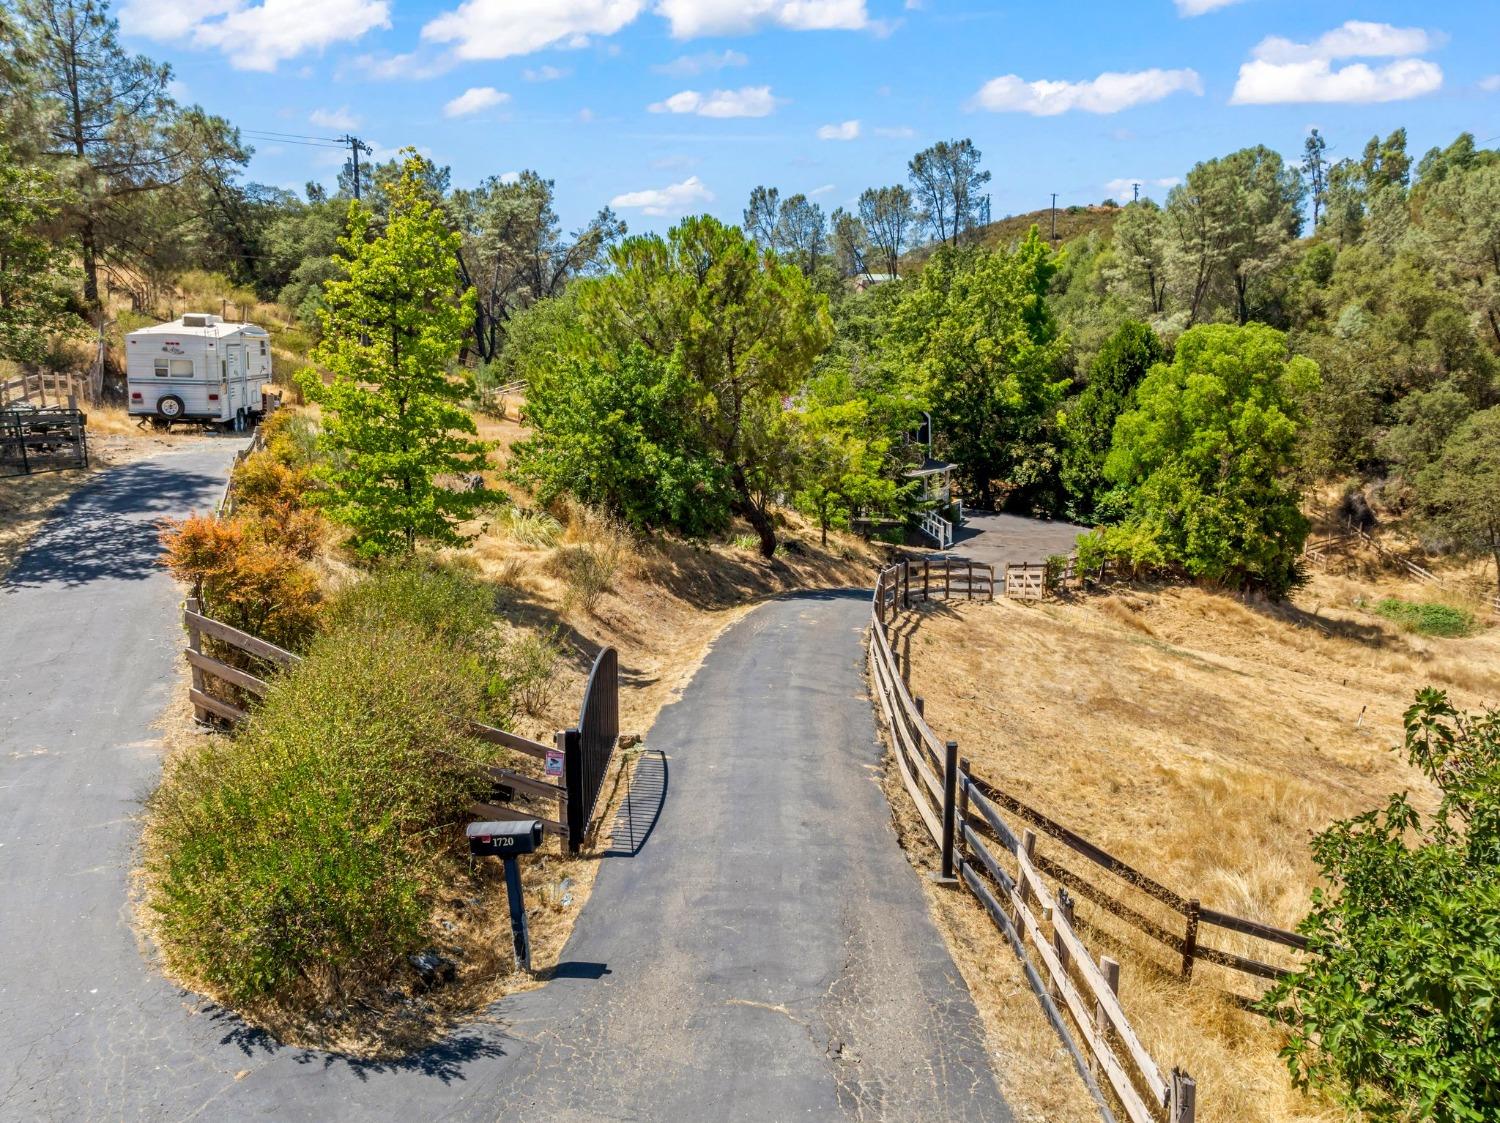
[225,344,244,418]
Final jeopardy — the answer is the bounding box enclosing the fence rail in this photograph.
[181,599,617,853]
[870,561,1313,1121]
[0,370,95,409]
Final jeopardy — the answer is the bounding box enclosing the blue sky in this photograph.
[118,0,1500,235]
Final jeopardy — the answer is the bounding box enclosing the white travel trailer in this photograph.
[125,314,272,428]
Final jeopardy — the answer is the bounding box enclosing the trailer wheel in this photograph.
[156,395,185,421]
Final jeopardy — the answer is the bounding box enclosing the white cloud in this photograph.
[1174,0,1244,15]
[648,86,778,118]
[1231,21,1444,105]
[1103,176,1181,201]
[653,49,748,76]
[523,65,570,81]
[349,50,454,80]
[970,68,1202,115]
[1232,58,1441,104]
[610,175,714,216]
[1250,21,1439,64]
[873,124,915,138]
[123,0,389,71]
[1481,75,1500,92]
[310,106,359,130]
[423,0,643,60]
[817,119,860,141]
[653,0,867,38]
[443,87,510,117]
[578,107,596,122]
[499,171,522,184]
[809,183,836,196]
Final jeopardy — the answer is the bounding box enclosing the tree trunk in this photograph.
[731,466,776,558]
[81,219,99,308]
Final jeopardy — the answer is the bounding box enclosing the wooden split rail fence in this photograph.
[871,561,1310,1122]
[182,599,619,854]
[0,369,96,409]
[1303,524,1500,618]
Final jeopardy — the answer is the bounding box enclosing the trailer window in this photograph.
[154,358,193,377]
[259,340,267,355]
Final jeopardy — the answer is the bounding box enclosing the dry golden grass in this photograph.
[886,568,1500,1123]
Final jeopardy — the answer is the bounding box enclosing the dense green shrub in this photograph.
[148,621,496,1006]
[146,563,570,1009]
[1373,597,1476,638]
[1262,690,1500,1122]
[1090,323,1319,597]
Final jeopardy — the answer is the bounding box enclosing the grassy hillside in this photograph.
[903,203,1122,274]
[886,562,1498,1123]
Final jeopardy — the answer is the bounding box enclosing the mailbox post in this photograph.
[467,820,544,973]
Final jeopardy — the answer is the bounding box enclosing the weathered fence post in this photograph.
[914,696,925,721]
[1091,955,1120,1080]
[1053,887,1075,993]
[1020,829,1038,909]
[923,560,930,601]
[943,561,950,601]
[1170,1069,1197,1123]
[185,596,207,723]
[956,756,971,834]
[939,740,959,882]
[966,560,974,600]
[902,562,910,609]
[1182,898,1201,979]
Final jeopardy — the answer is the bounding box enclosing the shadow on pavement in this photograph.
[5,458,225,591]
[209,1006,510,1084]
[604,750,667,858]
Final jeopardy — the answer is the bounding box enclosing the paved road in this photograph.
[947,510,1087,573]
[0,450,1010,1121]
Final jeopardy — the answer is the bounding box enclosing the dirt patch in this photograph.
[881,569,1500,1123]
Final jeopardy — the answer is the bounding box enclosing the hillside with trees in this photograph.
[3,0,1500,1114]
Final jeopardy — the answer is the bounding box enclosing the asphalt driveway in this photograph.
[0,449,1010,1121]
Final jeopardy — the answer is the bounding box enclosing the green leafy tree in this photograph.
[567,215,832,556]
[1262,690,1500,1122]
[908,138,991,246]
[887,229,1067,510]
[0,147,81,362]
[1165,145,1304,325]
[15,0,177,306]
[1107,200,1169,315]
[858,185,918,277]
[1058,321,1166,522]
[1090,323,1319,595]
[1413,407,1500,592]
[509,346,726,535]
[791,387,903,545]
[1421,161,1500,349]
[1303,129,1328,228]
[297,152,491,558]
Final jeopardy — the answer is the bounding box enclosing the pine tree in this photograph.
[297,152,493,558]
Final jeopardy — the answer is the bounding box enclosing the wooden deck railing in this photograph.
[870,560,1315,1121]
[182,598,617,853]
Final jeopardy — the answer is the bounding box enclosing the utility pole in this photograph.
[1050,193,1057,244]
[1132,182,1141,203]
[343,134,373,200]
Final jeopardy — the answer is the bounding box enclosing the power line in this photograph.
[242,134,348,149]
[242,128,347,145]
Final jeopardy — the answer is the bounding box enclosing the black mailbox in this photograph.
[467,819,544,858]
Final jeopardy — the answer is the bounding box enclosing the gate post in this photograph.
[939,740,959,882]
[561,727,583,854]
